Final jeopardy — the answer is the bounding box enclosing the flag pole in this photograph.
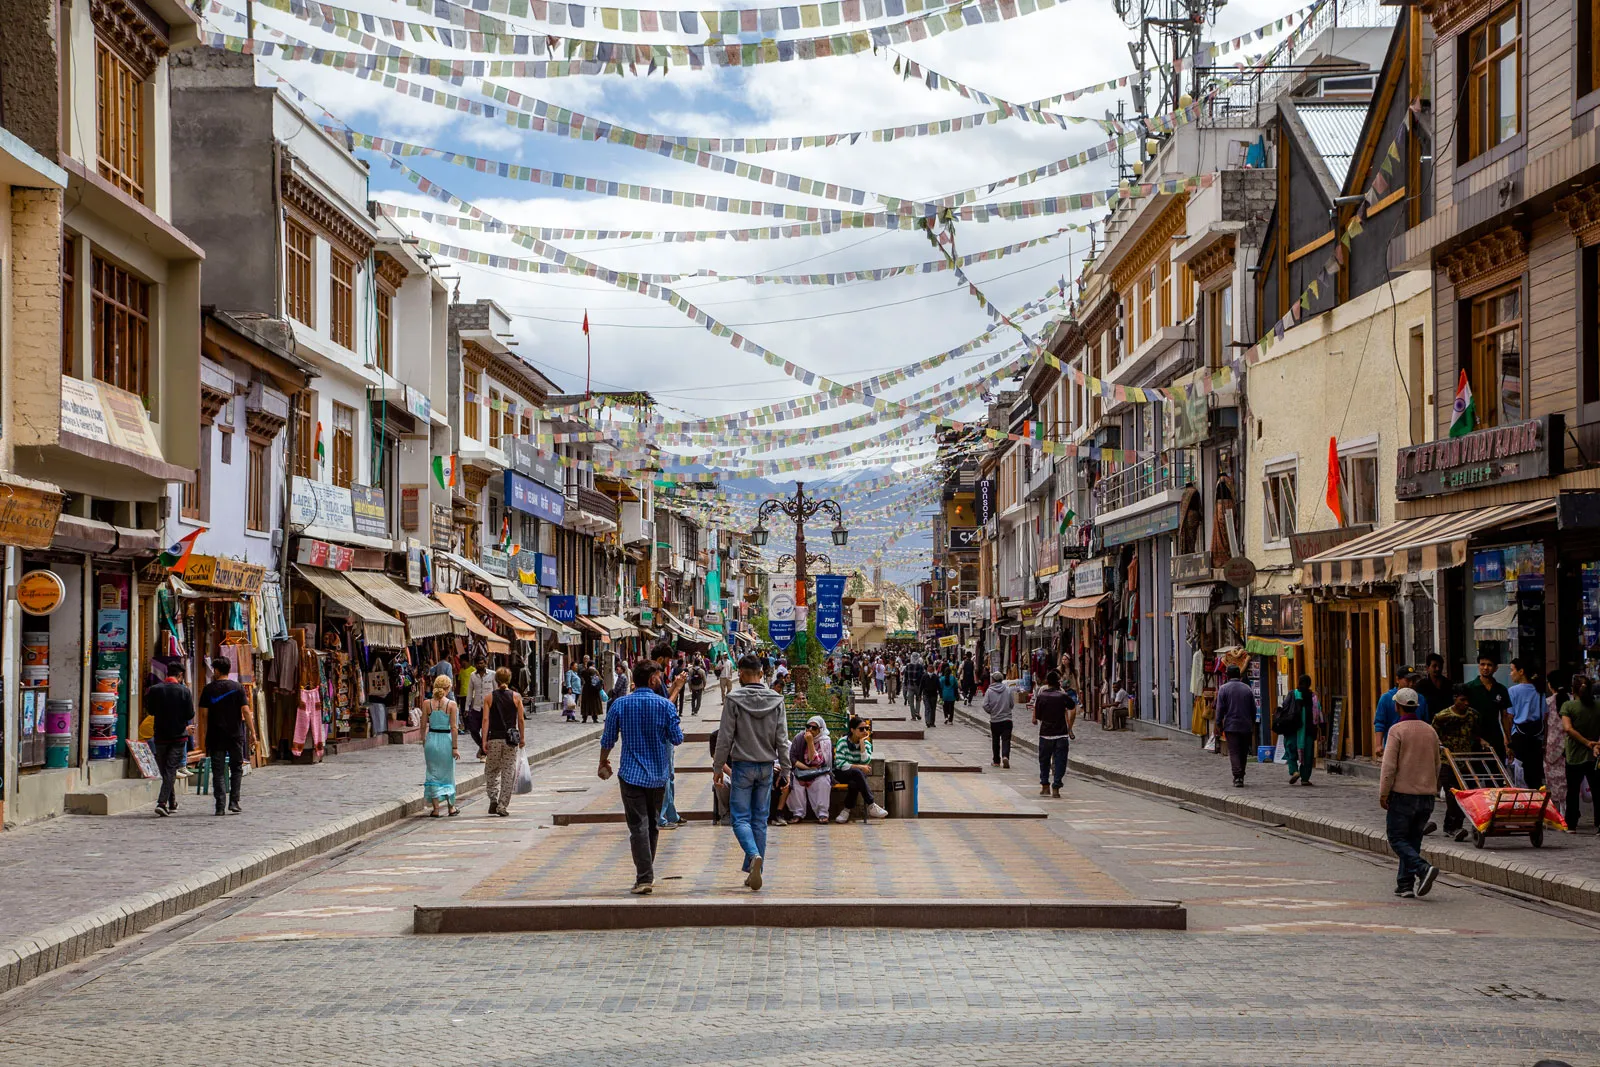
[584,309,592,399]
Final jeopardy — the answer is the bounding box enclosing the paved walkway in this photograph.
[0,708,601,991]
[954,703,1600,913]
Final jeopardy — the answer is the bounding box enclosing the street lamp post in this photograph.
[776,552,833,574]
[751,481,847,691]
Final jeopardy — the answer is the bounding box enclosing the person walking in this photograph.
[983,670,1013,768]
[1559,674,1600,833]
[689,658,708,716]
[832,717,889,822]
[1543,672,1572,815]
[649,643,689,830]
[465,656,493,757]
[1378,688,1442,898]
[579,666,606,725]
[1507,660,1547,790]
[145,660,194,817]
[1464,652,1512,762]
[1412,653,1450,724]
[939,662,959,724]
[903,655,923,710]
[420,674,461,817]
[960,653,977,705]
[860,657,873,700]
[919,662,941,728]
[712,655,792,891]
[1274,674,1320,786]
[1372,667,1410,757]
[1214,665,1257,788]
[1433,684,1479,840]
[886,657,901,704]
[598,660,684,894]
[718,655,734,701]
[1032,670,1075,797]
[199,657,248,815]
[874,657,886,695]
[483,667,524,817]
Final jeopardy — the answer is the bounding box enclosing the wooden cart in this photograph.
[1444,749,1552,849]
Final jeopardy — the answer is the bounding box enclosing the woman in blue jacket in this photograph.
[939,664,960,725]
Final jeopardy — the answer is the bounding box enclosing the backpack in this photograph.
[1271,693,1303,735]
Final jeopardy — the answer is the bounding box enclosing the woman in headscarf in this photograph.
[787,715,834,823]
[579,667,604,724]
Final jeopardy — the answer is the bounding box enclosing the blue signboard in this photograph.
[535,552,558,588]
[504,470,566,525]
[768,619,795,649]
[548,595,577,622]
[814,574,846,652]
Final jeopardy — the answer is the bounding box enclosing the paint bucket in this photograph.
[21,633,49,666]
[45,700,73,768]
[88,737,119,761]
[21,665,50,688]
[89,705,118,739]
[93,669,121,695]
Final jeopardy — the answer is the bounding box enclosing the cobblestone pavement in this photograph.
[0,708,600,945]
[4,686,1598,1066]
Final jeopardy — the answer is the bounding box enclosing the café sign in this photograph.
[0,483,63,549]
[948,527,981,550]
[1396,414,1560,500]
[182,555,266,593]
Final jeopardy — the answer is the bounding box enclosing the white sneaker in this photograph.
[867,803,889,819]
[834,810,851,823]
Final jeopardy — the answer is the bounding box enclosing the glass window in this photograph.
[291,390,314,479]
[285,221,314,327]
[182,425,210,521]
[61,234,75,374]
[1465,2,1520,159]
[329,251,355,349]
[1338,453,1379,526]
[374,286,393,373]
[331,402,355,489]
[463,366,481,440]
[489,389,503,449]
[1470,282,1522,428]
[247,438,270,531]
[94,39,144,201]
[91,254,150,401]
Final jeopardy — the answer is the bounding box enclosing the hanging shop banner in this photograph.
[17,570,66,615]
[705,563,723,631]
[948,527,981,550]
[813,573,846,652]
[1099,504,1180,548]
[182,555,266,594]
[1073,559,1106,597]
[534,552,559,588]
[976,476,995,525]
[504,470,567,524]
[548,594,577,622]
[0,482,64,549]
[767,574,797,649]
[510,436,564,488]
[404,384,432,423]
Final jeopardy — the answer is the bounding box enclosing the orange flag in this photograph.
[1326,437,1343,526]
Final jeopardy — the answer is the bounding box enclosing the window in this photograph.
[1263,466,1297,544]
[182,425,210,521]
[94,39,144,201]
[247,438,270,531]
[1159,260,1173,329]
[285,220,314,326]
[374,286,393,373]
[1469,282,1522,428]
[329,250,355,349]
[520,413,532,438]
[1408,325,1427,444]
[1205,285,1233,369]
[1178,263,1195,322]
[331,402,355,489]
[463,366,481,440]
[489,389,503,449]
[860,605,877,624]
[1464,1,1520,160]
[61,235,75,374]
[291,390,314,479]
[1139,269,1155,345]
[1584,0,1600,96]
[91,254,150,400]
[1338,452,1379,527]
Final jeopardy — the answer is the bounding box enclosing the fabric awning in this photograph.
[512,604,582,644]
[1246,635,1303,657]
[1301,499,1554,587]
[1034,602,1062,626]
[1473,603,1519,636]
[432,590,511,654]
[573,615,611,642]
[292,566,406,648]
[1057,594,1109,621]
[1172,585,1217,615]
[344,571,455,640]
[661,609,716,646]
[593,614,639,639]
[437,551,529,606]
[461,589,539,641]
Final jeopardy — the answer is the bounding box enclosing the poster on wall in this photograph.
[768,575,796,649]
[813,574,845,651]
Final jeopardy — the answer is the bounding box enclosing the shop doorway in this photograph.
[1310,598,1396,760]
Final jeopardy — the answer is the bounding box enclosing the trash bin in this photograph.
[884,759,918,818]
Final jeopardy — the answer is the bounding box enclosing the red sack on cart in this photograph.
[1452,787,1568,832]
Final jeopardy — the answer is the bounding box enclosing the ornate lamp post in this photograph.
[751,482,847,690]
[776,552,833,573]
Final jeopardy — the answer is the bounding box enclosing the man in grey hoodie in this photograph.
[983,670,1014,768]
[713,653,792,891]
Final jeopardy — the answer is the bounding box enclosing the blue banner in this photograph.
[768,618,795,649]
[504,470,566,525]
[814,573,846,652]
[535,552,558,588]
[548,595,577,622]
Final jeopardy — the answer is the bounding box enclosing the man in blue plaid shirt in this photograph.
[599,660,684,894]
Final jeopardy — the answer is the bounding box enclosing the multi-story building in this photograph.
[1,0,205,825]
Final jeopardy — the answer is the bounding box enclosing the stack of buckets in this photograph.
[90,670,120,761]
[21,633,67,767]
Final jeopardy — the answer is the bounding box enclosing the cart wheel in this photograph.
[1530,823,1544,848]
[1472,828,1486,849]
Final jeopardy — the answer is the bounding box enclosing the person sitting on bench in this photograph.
[831,716,888,823]
[787,716,833,823]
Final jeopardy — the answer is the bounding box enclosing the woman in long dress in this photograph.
[422,674,460,817]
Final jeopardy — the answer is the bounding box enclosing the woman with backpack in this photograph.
[1274,674,1322,785]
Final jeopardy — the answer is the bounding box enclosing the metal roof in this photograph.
[1296,104,1369,186]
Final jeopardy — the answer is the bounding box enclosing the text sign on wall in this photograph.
[1396,415,1561,500]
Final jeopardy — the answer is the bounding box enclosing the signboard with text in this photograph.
[948,527,981,550]
[767,575,797,649]
[548,595,577,622]
[1073,559,1106,597]
[813,574,846,651]
[1396,415,1560,500]
[976,477,996,525]
[510,437,564,489]
[350,485,387,538]
[504,470,566,525]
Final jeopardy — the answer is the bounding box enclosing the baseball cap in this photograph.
[1394,687,1420,707]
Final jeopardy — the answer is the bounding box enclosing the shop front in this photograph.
[1099,504,1180,725]
[344,569,463,739]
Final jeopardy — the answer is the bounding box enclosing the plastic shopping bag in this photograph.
[513,748,533,795]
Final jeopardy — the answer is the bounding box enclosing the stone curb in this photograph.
[952,708,1600,915]
[0,726,600,995]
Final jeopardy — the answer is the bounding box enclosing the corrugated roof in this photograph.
[1297,104,1369,186]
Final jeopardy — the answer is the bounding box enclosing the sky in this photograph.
[205,0,1313,580]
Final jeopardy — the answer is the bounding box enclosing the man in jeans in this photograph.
[199,656,248,815]
[598,661,684,894]
[983,671,1013,768]
[1378,688,1441,898]
[1213,665,1258,788]
[1031,670,1075,797]
[712,655,791,891]
[144,660,195,817]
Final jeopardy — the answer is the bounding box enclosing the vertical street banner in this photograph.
[813,573,846,652]
[767,575,796,649]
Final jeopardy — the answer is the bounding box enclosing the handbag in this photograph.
[366,668,391,699]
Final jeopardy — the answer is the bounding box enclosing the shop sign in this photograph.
[1172,552,1213,584]
[431,505,455,552]
[350,485,388,538]
[59,376,166,460]
[1048,572,1073,602]
[938,633,958,648]
[290,477,354,532]
[479,548,511,577]
[17,569,66,615]
[767,575,797,648]
[640,606,654,625]
[533,552,558,588]
[947,607,973,624]
[1396,414,1560,500]
[976,477,996,524]
[1074,559,1106,597]
[1222,556,1257,588]
[1100,504,1180,548]
[1472,549,1504,585]
[1249,594,1303,636]
[182,554,266,594]
[577,595,592,615]
[295,538,354,571]
[510,437,563,488]
[948,527,981,550]
[407,543,423,587]
[0,483,63,550]
[504,470,566,525]
[1289,524,1372,565]
[548,595,577,622]
[404,384,432,423]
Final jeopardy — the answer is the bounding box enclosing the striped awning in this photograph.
[1300,500,1554,588]
[293,566,406,648]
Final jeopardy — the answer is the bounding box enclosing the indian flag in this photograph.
[1449,369,1476,438]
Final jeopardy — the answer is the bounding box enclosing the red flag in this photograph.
[1326,437,1343,526]
[581,310,589,335]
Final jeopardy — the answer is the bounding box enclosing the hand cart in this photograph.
[1443,748,1555,849]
